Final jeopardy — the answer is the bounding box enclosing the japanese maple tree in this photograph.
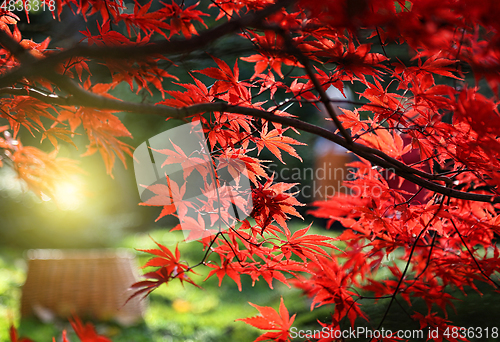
[2,0,500,341]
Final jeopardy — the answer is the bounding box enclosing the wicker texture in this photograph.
[20,249,146,325]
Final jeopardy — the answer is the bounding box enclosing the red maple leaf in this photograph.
[255,122,305,163]
[250,175,304,231]
[117,1,170,39]
[194,56,255,106]
[237,297,296,342]
[129,239,199,301]
[208,0,245,20]
[280,224,340,262]
[69,316,112,342]
[161,74,213,107]
[139,177,193,221]
[81,21,131,47]
[160,1,208,39]
[240,31,300,79]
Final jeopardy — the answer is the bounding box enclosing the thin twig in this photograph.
[271,25,353,143]
[376,201,444,331]
[449,218,500,289]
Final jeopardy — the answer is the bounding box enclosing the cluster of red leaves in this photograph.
[132,52,339,295]
[128,240,200,301]
[236,297,296,342]
[0,15,134,179]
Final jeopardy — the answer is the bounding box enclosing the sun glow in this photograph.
[52,181,84,211]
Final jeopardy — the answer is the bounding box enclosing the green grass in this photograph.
[2,223,500,341]
[0,248,26,342]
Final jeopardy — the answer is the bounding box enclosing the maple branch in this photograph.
[0,87,68,105]
[394,187,425,207]
[2,72,498,204]
[284,40,353,144]
[166,104,496,203]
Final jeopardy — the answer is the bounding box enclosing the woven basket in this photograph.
[20,249,146,325]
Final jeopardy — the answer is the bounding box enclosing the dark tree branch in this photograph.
[3,80,498,203]
[0,69,496,203]
[0,87,67,104]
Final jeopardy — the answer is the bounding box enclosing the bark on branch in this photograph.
[2,80,495,203]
